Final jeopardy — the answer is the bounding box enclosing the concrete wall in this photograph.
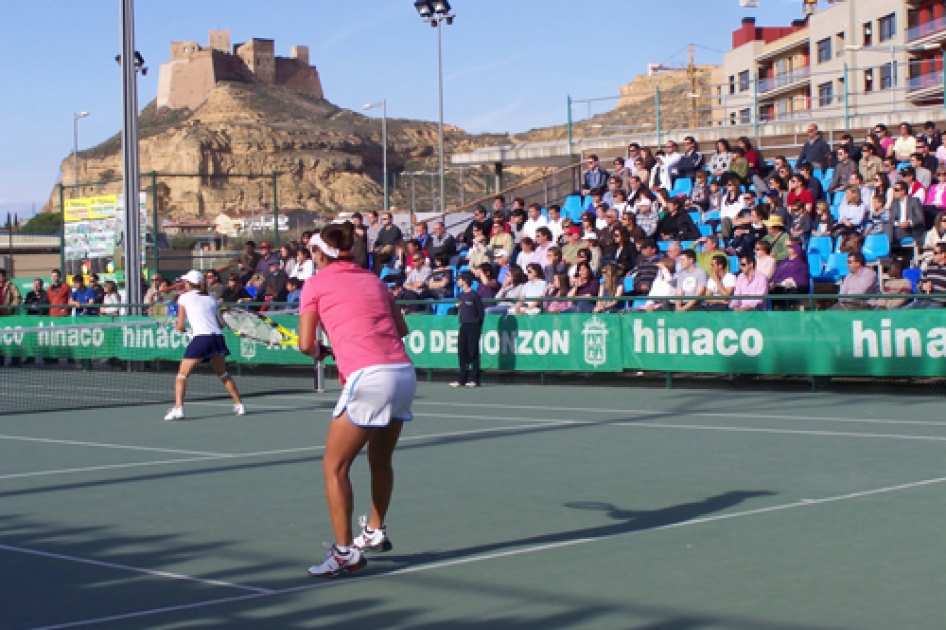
[156,52,218,110]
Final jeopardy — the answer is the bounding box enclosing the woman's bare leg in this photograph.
[322,413,370,546]
[175,359,201,407]
[209,356,242,405]
[366,421,404,530]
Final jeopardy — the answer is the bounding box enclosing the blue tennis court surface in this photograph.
[3,383,946,629]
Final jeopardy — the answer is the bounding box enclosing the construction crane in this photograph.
[647,44,700,130]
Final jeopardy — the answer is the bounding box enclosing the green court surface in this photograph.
[3,382,946,629]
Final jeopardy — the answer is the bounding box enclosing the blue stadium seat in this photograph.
[807,235,833,256]
[807,252,824,278]
[821,168,834,186]
[563,195,584,221]
[688,211,700,224]
[698,224,714,237]
[581,196,595,211]
[832,190,845,206]
[671,178,693,196]
[903,268,922,293]
[433,302,453,316]
[245,285,257,299]
[658,241,671,252]
[819,253,850,282]
[632,299,649,310]
[623,276,635,294]
[681,241,697,251]
[728,256,740,274]
[862,234,890,263]
[703,211,720,222]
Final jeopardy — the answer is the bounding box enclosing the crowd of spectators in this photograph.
[364,120,946,313]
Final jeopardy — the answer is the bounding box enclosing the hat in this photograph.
[259,241,272,249]
[582,232,598,241]
[458,270,474,284]
[268,258,281,266]
[179,270,204,285]
[495,250,511,258]
[566,226,582,236]
[764,216,785,228]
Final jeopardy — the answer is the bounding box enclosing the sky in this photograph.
[0,0,803,218]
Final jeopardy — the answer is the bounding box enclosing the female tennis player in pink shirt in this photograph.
[298,221,415,578]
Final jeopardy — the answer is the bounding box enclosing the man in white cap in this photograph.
[494,250,512,284]
[582,233,602,275]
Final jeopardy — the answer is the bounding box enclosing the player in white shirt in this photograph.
[164,270,244,421]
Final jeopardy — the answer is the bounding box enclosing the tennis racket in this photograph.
[218,306,299,348]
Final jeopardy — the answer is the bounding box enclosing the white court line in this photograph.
[406,400,946,430]
[0,434,229,458]
[0,421,577,482]
[25,472,946,630]
[614,421,946,443]
[0,543,272,594]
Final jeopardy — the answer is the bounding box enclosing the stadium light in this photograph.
[414,0,455,215]
[363,100,389,210]
[73,111,90,188]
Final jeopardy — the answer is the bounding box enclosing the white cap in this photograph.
[179,270,204,285]
[495,250,511,258]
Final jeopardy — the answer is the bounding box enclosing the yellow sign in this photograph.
[64,195,118,222]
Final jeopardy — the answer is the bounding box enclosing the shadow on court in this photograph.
[373,490,775,569]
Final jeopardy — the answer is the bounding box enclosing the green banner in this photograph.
[402,314,624,372]
[1,311,945,378]
[620,311,946,377]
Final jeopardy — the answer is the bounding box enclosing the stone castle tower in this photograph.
[156,29,324,110]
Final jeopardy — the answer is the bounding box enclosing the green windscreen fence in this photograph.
[2,310,945,415]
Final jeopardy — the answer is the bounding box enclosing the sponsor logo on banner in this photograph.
[240,338,257,360]
[582,316,609,367]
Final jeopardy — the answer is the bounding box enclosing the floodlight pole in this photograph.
[437,19,446,215]
[73,112,89,191]
[120,0,142,310]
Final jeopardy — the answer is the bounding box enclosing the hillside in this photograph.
[511,66,719,144]
[46,82,510,218]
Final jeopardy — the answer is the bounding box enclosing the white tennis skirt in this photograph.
[333,362,416,428]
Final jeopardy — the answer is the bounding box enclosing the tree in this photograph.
[21,212,62,235]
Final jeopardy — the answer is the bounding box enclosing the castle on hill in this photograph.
[156,29,324,110]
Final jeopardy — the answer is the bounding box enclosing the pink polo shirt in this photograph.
[300,262,411,383]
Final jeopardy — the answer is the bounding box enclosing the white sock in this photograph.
[336,545,351,554]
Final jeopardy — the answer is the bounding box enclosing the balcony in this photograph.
[907,16,946,43]
[909,71,944,92]
[757,66,811,95]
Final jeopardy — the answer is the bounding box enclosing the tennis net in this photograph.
[0,318,323,416]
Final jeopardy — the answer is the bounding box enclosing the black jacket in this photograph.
[656,211,700,242]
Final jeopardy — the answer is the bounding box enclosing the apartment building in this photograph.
[718,0,939,126]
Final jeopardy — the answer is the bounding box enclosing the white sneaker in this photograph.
[449,382,462,388]
[353,515,393,553]
[234,404,246,416]
[465,382,478,388]
[307,543,367,578]
[164,407,184,421]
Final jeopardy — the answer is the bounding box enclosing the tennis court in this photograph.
[3,379,946,629]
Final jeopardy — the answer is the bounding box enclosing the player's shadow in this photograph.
[378,489,774,567]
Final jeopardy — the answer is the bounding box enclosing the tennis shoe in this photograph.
[164,407,184,421]
[465,382,478,388]
[353,515,393,553]
[234,404,246,416]
[308,543,367,578]
[449,381,462,388]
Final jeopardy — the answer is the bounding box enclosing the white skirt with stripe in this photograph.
[333,363,416,428]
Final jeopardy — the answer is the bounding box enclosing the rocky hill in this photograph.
[45,66,719,221]
[510,66,718,143]
[47,81,509,218]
